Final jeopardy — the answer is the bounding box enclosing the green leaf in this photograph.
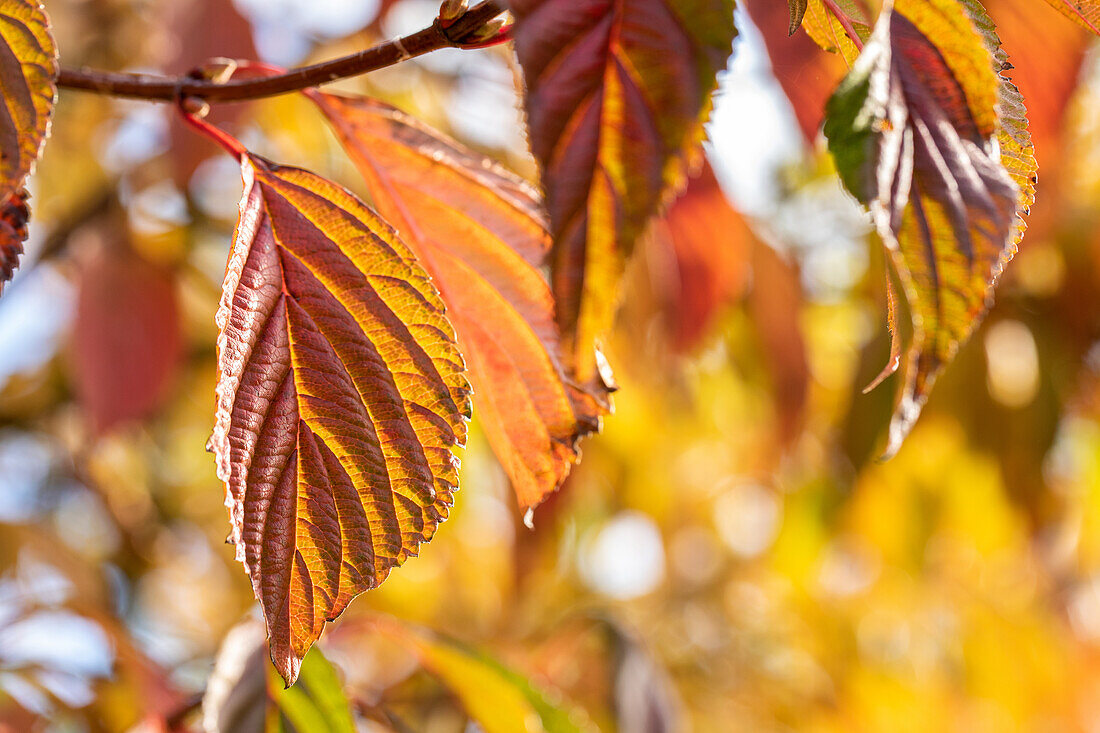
[203,620,357,733]
[271,650,356,733]
[373,619,595,733]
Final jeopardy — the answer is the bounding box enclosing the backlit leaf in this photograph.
[0,0,55,198]
[509,0,737,380]
[0,188,28,293]
[0,0,56,292]
[789,0,809,35]
[1041,0,1100,34]
[824,0,1030,454]
[801,0,871,63]
[959,0,1036,252]
[306,92,610,511]
[212,152,471,686]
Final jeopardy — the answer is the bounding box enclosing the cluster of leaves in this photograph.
[0,0,1098,703]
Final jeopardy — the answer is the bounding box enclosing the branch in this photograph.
[57,0,506,103]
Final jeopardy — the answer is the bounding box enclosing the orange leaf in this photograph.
[211,152,471,685]
[307,93,611,511]
[647,160,750,352]
[1041,0,1100,34]
[987,0,1088,163]
[0,0,57,292]
[509,0,737,380]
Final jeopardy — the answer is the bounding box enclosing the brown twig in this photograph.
[56,1,506,103]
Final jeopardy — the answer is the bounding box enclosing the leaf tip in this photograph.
[881,393,924,461]
[862,354,901,395]
[271,647,302,689]
[788,0,808,36]
[0,190,31,296]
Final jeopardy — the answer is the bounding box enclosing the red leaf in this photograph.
[509,0,737,379]
[0,189,29,293]
[212,151,471,685]
[70,238,182,433]
[647,160,750,352]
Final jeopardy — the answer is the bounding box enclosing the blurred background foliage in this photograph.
[3,0,1100,730]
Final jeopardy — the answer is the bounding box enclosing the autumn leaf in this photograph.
[789,0,810,35]
[800,0,871,62]
[509,0,737,380]
[0,0,57,292]
[0,0,56,196]
[306,93,610,512]
[71,235,182,434]
[0,188,29,293]
[645,159,750,352]
[745,0,850,142]
[1041,0,1100,34]
[210,148,471,686]
[824,0,1032,454]
[960,0,1036,250]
